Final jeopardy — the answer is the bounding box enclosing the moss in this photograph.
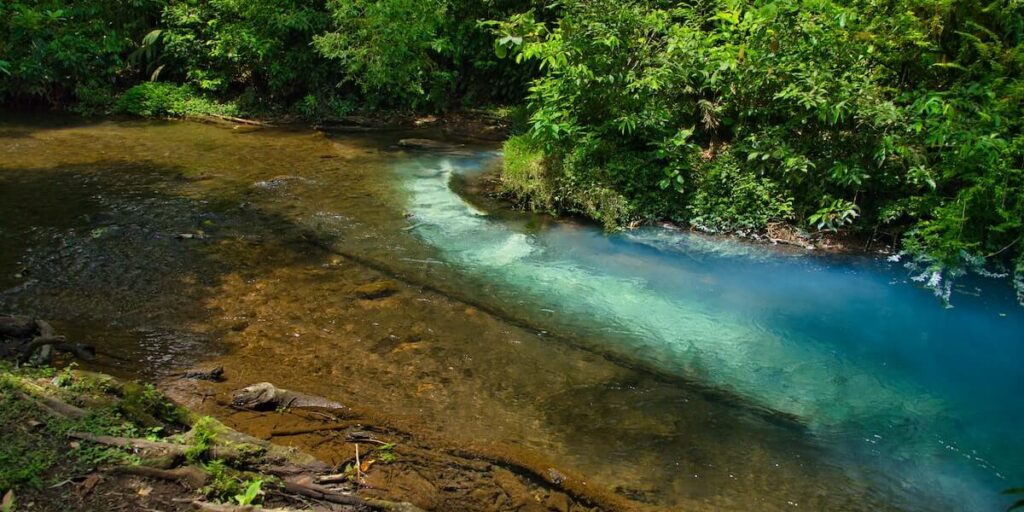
[0,366,144,491]
[118,381,191,427]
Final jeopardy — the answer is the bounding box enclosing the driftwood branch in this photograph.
[192,114,269,127]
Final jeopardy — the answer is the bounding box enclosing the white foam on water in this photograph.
[396,157,1008,509]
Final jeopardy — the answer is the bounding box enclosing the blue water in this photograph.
[394,153,1024,510]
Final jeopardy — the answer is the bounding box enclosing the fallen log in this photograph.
[1,315,96,365]
[231,382,348,413]
[191,114,269,127]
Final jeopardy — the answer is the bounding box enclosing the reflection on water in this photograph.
[1,113,1020,511]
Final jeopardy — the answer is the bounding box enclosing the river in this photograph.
[1,113,1021,511]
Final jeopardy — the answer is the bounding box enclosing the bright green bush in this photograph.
[493,0,1024,294]
[687,150,794,233]
[114,82,239,117]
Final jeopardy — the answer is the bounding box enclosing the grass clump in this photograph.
[500,134,551,211]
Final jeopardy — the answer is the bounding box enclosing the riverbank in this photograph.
[0,353,602,512]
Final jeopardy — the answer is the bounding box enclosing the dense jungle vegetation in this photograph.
[1,0,1022,301]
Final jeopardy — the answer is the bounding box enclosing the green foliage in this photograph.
[158,0,333,101]
[185,416,218,464]
[0,0,158,106]
[314,0,449,107]
[375,442,398,463]
[2,0,530,113]
[809,199,860,232]
[114,83,239,118]
[500,134,554,210]
[0,366,143,492]
[493,0,1024,297]
[234,478,263,506]
[314,0,533,109]
[200,459,265,505]
[688,150,794,232]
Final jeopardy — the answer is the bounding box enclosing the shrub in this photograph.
[114,83,239,118]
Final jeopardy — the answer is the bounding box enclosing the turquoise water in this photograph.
[395,153,1024,510]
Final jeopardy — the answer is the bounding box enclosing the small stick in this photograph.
[354,444,362,484]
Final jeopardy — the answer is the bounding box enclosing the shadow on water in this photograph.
[0,157,336,378]
[0,114,968,511]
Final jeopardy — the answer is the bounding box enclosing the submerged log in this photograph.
[0,315,36,338]
[397,138,465,151]
[1,315,96,365]
[231,382,348,413]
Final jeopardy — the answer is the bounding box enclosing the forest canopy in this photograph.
[1,0,1022,302]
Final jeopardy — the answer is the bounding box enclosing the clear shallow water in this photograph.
[3,114,1021,510]
[396,153,1024,510]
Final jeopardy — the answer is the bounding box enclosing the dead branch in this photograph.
[192,114,269,127]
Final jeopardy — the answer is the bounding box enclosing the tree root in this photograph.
[17,391,88,419]
[114,464,208,488]
[282,475,424,512]
[192,502,300,512]
[270,421,358,437]
[69,432,256,463]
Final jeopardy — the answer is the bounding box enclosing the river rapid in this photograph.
[1,114,1021,511]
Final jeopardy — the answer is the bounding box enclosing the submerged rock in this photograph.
[353,281,398,300]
